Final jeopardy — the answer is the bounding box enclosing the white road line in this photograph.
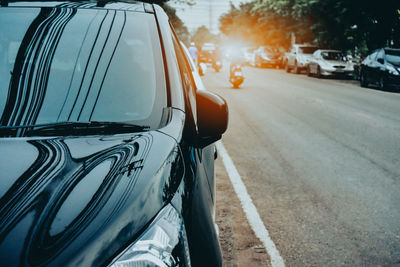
[216,141,285,267]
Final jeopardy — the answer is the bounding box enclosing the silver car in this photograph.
[307,49,354,78]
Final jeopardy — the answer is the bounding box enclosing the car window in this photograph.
[262,47,279,54]
[385,50,400,65]
[376,49,385,61]
[180,42,195,73]
[321,51,346,61]
[370,51,378,61]
[170,28,197,125]
[0,8,166,129]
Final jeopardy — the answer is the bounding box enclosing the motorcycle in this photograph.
[198,62,207,76]
[229,64,244,88]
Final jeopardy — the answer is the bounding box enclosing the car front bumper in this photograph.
[386,74,400,87]
[321,68,353,77]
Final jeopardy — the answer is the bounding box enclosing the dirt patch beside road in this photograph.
[215,157,271,267]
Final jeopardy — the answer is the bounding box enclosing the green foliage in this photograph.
[143,0,191,44]
[163,4,190,44]
[219,0,400,53]
[190,26,217,47]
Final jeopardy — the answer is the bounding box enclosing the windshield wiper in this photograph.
[0,121,150,137]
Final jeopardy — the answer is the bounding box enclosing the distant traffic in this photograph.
[195,42,400,91]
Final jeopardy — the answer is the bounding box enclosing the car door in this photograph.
[364,50,378,82]
[173,37,216,211]
[169,28,221,266]
[374,49,386,82]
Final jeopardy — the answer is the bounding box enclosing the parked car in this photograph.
[254,46,282,68]
[307,49,354,78]
[0,1,228,267]
[360,48,400,89]
[198,42,222,72]
[284,44,319,74]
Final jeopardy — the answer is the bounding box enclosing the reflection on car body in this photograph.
[360,48,400,89]
[307,49,354,78]
[0,1,228,266]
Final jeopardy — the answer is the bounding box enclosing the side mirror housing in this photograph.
[195,90,228,148]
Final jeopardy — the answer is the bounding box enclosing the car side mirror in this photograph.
[377,58,384,64]
[195,90,228,148]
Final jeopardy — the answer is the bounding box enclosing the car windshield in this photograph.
[385,50,400,65]
[261,47,278,53]
[0,8,166,131]
[321,51,346,61]
[299,46,318,54]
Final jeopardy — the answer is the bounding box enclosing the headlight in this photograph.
[109,204,191,267]
[386,65,399,75]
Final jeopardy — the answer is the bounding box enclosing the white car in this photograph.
[307,49,354,78]
[284,44,319,73]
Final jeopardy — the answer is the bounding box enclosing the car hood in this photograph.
[0,131,184,266]
[262,52,280,59]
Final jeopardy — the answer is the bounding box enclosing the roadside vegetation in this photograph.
[219,0,400,54]
[145,0,193,43]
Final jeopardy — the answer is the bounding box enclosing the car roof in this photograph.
[1,0,151,12]
[318,49,342,53]
[294,44,318,47]
[384,48,400,53]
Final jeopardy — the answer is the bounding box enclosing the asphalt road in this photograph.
[203,66,400,266]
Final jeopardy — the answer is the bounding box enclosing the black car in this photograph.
[360,48,400,89]
[0,1,228,266]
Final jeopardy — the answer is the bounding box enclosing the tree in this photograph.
[219,0,400,53]
[191,26,217,48]
[143,0,192,43]
[163,4,190,44]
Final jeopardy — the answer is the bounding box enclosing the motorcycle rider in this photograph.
[188,42,199,66]
[229,49,244,79]
[228,49,245,88]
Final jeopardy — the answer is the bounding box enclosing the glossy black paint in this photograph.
[0,1,226,266]
[196,90,228,148]
[0,131,184,266]
[360,48,400,89]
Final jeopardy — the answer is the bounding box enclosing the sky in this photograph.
[168,0,253,34]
